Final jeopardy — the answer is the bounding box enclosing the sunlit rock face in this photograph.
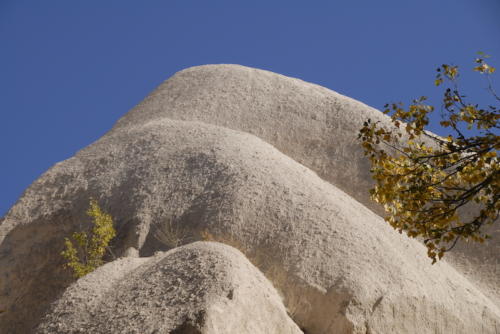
[113,64,500,302]
[1,64,499,333]
[36,242,302,334]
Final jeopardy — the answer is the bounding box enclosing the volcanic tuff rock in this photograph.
[1,64,499,333]
[113,64,500,301]
[36,242,302,334]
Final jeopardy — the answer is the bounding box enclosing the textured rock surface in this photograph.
[113,65,500,302]
[112,64,385,215]
[1,65,499,333]
[36,242,301,334]
[115,64,500,305]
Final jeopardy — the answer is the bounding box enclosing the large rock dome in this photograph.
[1,65,498,333]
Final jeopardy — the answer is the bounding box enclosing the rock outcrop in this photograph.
[1,65,499,333]
[115,64,500,305]
[36,242,302,334]
[113,65,500,302]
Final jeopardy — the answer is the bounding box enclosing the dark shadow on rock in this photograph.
[0,204,135,333]
[170,322,202,334]
[0,211,76,334]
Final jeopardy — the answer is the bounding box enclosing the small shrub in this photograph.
[153,219,189,249]
[61,199,116,278]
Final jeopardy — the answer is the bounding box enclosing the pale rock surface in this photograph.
[113,64,500,305]
[0,65,499,333]
[113,64,383,215]
[36,242,302,334]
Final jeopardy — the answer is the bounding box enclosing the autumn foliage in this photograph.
[61,199,116,278]
[359,54,499,262]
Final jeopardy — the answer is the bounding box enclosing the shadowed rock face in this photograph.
[1,65,499,333]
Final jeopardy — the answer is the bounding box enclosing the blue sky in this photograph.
[1,0,499,216]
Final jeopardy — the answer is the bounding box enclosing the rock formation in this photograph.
[1,65,499,333]
[113,64,500,302]
[36,242,302,334]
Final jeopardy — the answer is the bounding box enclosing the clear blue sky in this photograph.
[1,0,499,216]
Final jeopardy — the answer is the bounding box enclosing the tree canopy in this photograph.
[359,54,499,262]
